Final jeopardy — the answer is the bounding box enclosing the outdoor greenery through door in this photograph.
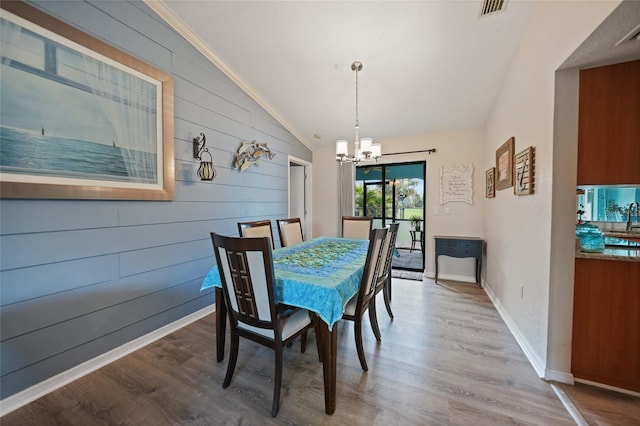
[355,161,426,271]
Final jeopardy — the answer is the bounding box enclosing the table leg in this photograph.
[215,287,227,362]
[318,321,337,415]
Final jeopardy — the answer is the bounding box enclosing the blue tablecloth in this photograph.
[201,237,369,328]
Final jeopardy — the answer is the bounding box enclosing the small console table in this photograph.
[434,236,484,287]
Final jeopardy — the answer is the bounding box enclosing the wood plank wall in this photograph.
[0,0,311,399]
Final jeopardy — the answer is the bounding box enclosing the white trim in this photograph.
[484,284,546,378]
[550,382,588,426]
[426,271,477,284]
[574,378,640,398]
[0,305,215,417]
[545,368,574,384]
[144,1,312,150]
[287,155,313,239]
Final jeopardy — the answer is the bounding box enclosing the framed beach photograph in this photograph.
[485,167,495,198]
[0,2,174,200]
[514,146,535,195]
[495,137,514,190]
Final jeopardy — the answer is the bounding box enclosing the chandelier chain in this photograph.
[355,63,359,138]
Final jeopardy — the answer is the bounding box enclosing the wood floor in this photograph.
[3,278,638,425]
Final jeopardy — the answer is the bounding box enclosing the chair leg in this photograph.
[301,330,308,353]
[383,278,394,319]
[354,318,369,372]
[223,332,239,388]
[272,344,283,417]
[368,299,382,341]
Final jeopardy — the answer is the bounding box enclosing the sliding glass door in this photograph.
[355,161,425,271]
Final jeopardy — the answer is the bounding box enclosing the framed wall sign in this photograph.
[0,2,175,200]
[514,146,535,195]
[440,163,474,205]
[495,137,514,190]
[485,167,495,198]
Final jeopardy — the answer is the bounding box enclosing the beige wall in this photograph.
[313,0,622,384]
[313,128,485,281]
[483,0,621,377]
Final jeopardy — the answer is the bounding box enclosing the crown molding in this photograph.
[144,0,312,150]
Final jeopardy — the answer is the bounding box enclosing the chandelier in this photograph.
[335,61,381,165]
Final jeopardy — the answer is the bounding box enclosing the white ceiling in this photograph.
[150,1,638,149]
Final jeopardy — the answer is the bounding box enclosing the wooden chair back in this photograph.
[276,217,304,247]
[237,219,275,249]
[356,227,388,314]
[342,215,373,239]
[377,222,399,289]
[212,233,277,333]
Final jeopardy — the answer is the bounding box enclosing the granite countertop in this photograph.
[575,238,640,263]
[604,231,640,239]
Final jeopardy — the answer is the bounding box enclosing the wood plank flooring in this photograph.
[2,278,637,425]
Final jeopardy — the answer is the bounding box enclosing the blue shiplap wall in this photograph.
[0,0,311,399]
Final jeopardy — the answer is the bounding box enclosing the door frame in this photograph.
[357,160,426,271]
[287,155,312,239]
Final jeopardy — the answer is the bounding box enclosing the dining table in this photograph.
[200,236,369,415]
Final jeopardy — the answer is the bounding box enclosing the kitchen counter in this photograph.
[574,238,640,262]
[604,231,640,240]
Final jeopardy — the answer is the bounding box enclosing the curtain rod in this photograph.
[381,148,436,156]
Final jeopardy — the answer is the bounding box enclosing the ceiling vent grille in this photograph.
[615,23,640,46]
[480,0,507,17]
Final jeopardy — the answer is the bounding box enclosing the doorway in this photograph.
[287,156,312,240]
[355,161,426,271]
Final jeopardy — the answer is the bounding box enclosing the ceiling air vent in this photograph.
[615,23,640,46]
[480,0,507,17]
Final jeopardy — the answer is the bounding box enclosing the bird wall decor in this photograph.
[233,141,276,172]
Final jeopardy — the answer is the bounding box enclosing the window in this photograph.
[577,186,640,222]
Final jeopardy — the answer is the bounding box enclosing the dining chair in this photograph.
[342,215,373,239]
[276,217,304,247]
[341,227,388,372]
[210,232,318,417]
[237,219,275,249]
[369,222,400,339]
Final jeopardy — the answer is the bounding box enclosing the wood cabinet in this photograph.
[577,60,640,185]
[572,258,640,392]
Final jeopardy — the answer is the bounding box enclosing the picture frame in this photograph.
[485,167,495,198]
[0,2,175,200]
[514,146,535,195]
[495,137,514,190]
[439,163,474,205]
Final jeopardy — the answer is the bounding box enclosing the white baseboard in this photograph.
[483,285,546,378]
[0,305,215,417]
[426,271,476,283]
[574,378,640,398]
[545,368,574,384]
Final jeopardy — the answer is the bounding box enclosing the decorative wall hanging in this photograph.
[514,146,535,195]
[440,163,474,205]
[495,137,514,190]
[192,132,216,181]
[486,167,495,198]
[233,141,275,172]
[0,2,175,200]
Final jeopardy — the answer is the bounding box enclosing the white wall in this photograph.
[313,128,484,280]
[482,0,621,377]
